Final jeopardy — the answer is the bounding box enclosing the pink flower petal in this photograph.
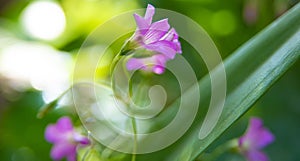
[153,65,165,74]
[67,154,77,161]
[56,117,74,132]
[144,40,177,59]
[245,149,269,161]
[133,4,155,35]
[45,117,73,143]
[161,28,182,53]
[126,58,145,70]
[45,125,63,143]
[133,14,149,35]
[73,133,90,145]
[161,28,178,41]
[241,117,275,149]
[50,143,76,161]
[253,128,275,149]
[144,19,170,44]
[153,54,167,66]
[144,4,155,23]
[152,54,167,74]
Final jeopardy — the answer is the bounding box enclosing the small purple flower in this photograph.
[45,117,90,161]
[124,4,182,74]
[238,117,275,161]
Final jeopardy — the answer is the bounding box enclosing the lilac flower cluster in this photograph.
[125,4,182,74]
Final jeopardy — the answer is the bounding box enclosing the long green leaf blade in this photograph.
[137,2,300,161]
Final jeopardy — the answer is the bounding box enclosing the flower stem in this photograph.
[196,139,238,161]
[131,117,137,161]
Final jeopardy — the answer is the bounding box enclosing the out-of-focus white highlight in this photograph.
[21,1,66,40]
[0,42,71,103]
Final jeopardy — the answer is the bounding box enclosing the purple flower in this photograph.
[238,117,275,161]
[124,4,182,74]
[45,117,90,161]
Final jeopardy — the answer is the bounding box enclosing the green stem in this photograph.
[130,77,152,161]
[131,117,137,161]
[196,139,238,161]
[110,53,121,98]
[110,49,154,161]
[111,53,132,103]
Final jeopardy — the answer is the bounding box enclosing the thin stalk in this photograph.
[131,117,137,161]
[196,139,238,161]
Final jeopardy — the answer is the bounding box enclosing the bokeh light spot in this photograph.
[21,1,66,40]
[0,42,72,103]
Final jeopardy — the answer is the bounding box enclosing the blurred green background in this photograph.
[0,0,299,161]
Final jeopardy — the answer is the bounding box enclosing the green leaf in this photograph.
[137,2,300,161]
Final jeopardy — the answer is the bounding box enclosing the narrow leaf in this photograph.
[137,3,300,161]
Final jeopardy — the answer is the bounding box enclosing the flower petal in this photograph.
[144,40,177,59]
[134,14,149,34]
[73,133,90,145]
[152,54,167,74]
[127,55,168,74]
[161,28,178,41]
[50,142,76,161]
[161,28,182,53]
[153,65,165,74]
[67,154,77,161]
[45,125,62,143]
[153,54,168,65]
[126,58,146,71]
[56,117,74,132]
[144,4,155,23]
[248,117,264,132]
[133,4,155,35]
[253,127,275,149]
[174,39,182,54]
[144,19,170,44]
[245,150,269,161]
[45,117,74,143]
[242,117,275,149]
